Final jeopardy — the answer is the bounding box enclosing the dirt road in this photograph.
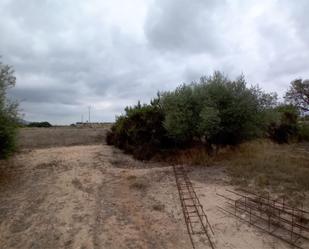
[0,145,190,249]
[0,141,305,248]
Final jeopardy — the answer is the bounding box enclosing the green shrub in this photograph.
[267,105,299,143]
[298,123,309,141]
[0,61,18,158]
[0,113,17,158]
[107,101,170,159]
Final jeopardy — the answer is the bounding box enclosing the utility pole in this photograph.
[81,114,84,123]
[88,106,91,123]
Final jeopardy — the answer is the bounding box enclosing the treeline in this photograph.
[27,122,52,128]
[107,72,309,159]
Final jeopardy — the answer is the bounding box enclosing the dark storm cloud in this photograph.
[0,0,309,124]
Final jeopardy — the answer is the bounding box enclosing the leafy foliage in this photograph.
[108,71,280,158]
[161,84,198,143]
[0,60,18,158]
[108,71,309,159]
[106,101,169,159]
[267,105,299,143]
[285,79,309,112]
[298,123,309,141]
[161,72,275,148]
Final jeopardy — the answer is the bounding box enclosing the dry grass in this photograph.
[155,146,214,166]
[17,126,111,149]
[128,176,149,190]
[130,181,148,190]
[160,140,309,195]
[223,140,309,191]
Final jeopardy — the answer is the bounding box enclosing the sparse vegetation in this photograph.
[129,178,149,190]
[225,140,309,192]
[162,139,309,193]
[17,126,110,149]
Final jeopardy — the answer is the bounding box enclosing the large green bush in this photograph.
[0,60,18,158]
[106,101,169,159]
[161,72,275,148]
[108,71,279,158]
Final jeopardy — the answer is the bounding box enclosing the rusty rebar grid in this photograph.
[217,190,309,249]
[173,165,215,249]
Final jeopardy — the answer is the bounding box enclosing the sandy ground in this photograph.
[0,145,190,249]
[188,167,303,249]
[0,143,307,248]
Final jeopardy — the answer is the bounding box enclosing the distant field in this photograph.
[17,126,112,149]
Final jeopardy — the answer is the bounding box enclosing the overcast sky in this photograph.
[1,0,308,124]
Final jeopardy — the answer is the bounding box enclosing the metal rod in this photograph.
[238,189,309,215]
[225,189,309,225]
[173,165,215,249]
[217,190,309,248]
[217,206,305,249]
[173,166,196,249]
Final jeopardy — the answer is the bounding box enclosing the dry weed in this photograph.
[223,140,309,192]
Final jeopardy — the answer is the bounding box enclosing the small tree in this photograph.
[267,105,299,143]
[0,60,18,158]
[285,79,309,112]
[161,84,199,143]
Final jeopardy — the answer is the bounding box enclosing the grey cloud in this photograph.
[1,0,309,124]
[144,0,227,54]
[282,0,309,42]
[10,85,82,105]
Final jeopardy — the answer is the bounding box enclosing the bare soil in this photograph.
[0,128,307,249]
[0,145,190,249]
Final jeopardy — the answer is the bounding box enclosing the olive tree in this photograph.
[161,71,275,148]
[285,79,309,112]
